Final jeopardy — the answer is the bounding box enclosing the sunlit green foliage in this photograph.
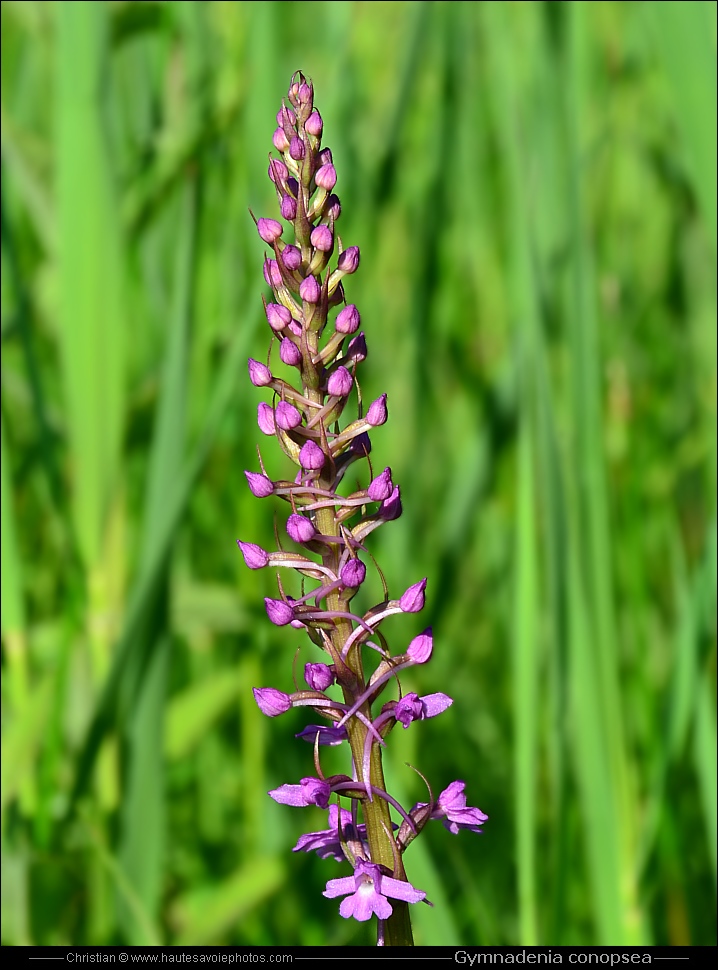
[1,0,715,947]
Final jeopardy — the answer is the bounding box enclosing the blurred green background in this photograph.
[1,0,715,948]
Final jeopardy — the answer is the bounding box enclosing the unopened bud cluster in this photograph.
[238,72,487,946]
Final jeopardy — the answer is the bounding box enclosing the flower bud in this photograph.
[350,431,371,457]
[310,224,333,252]
[266,303,291,332]
[281,245,302,272]
[299,440,325,470]
[366,393,388,427]
[280,338,302,367]
[268,159,288,184]
[272,127,290,153]
[298,81,312,107]
[275,401,302,431]
[380,485,402,521]
[257,218,283,244]
[327,366,353,397]
[248,358,272,386]
[335,304,360,334]
[257,402,276,435]
[289,135,305,160]
[262,259,282,288]
[326,194,341,221]
[407,627,433,664]
[253,687,292,717]
[305,110,323,137]
[400,578,427,613]
[287,513,316,543]
[236,540,270,569]
[337,245,360,274]
[277,105,296,128]
[304,662,334,691]
[346,332,367,363]
[281,195,297,220]
[319,148,333,165]
[299,276,321,303]
[315,163,337,190]
[368,467,393,502]
[245,471,275,498]
[341,559,366,588]
[265,597,295,626]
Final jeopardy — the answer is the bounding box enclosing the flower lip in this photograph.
[323,859,426,922]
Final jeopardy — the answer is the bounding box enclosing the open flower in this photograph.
[323,859,426,921]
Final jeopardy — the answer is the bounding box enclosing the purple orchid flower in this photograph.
[323,859,427,922]
[236,70,486,946]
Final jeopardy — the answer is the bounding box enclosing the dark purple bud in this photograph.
[407,627,433,664]
[248,358,272,386]
[299,276,321,303]
[272,127,290,153]
[281,245,302,272]
[287,513,316,543]
[337,245,360,274]
[265,597,295,626]
[281,195,298,220]
[245,471,275,498]
[305,110,323,137]
[341,559,366,588]
[380,485,402,521]
[319,148,333,166]
[236,540,270,569]
[350,432,371,457]
[310,224,333,252]
[335,304,360,334]
[366,393,388,427]
[266,303,291,332]
[400,578,427,613]
[253,687,292,717]
[257,403,276,436]
[263,259,282,288]
[295,724,347,746]
[289,135,305,160]
[368,467,393,502]
[347,332,367,363]
[286,176,299,197]
[268,159,288,184]
[326,194,341,221]
[304,662,334,691]
[327,366,353,397]
[280,338,302,367]
[315,163,337,190]
[299,440,325,470]
[275,401,302,430]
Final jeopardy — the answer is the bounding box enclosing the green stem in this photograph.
[304,356,414,947]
